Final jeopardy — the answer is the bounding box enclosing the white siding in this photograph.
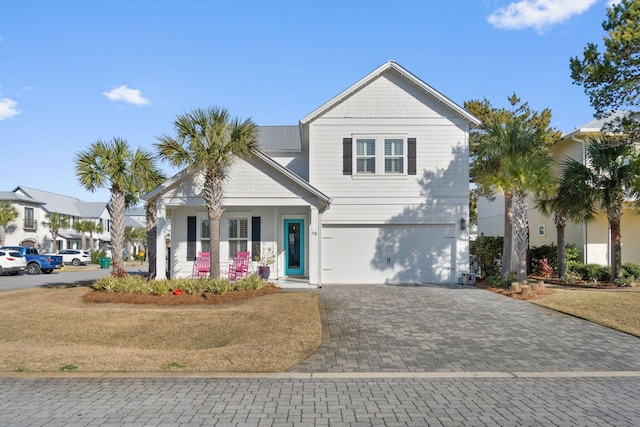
[161,156,316,205]
[266,151,309,180]
[308,118,468,224]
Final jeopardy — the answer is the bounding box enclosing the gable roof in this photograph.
[143,151,332,210]
[0,191,45,205]
[13,186,107,218]
[300,61,481,127]
[76,202,108,218]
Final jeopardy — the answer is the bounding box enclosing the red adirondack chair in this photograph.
[193,252,210,278]
[227,251,250,281]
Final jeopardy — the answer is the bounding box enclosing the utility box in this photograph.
[461,273,476,285]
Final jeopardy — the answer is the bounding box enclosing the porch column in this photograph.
[309,206,320,287]
[155,201,167,280]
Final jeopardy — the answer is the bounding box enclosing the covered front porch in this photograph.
[154,201,326,286]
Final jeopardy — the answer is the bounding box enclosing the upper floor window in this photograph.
[24,207,37,230]
[354,136,407,175]
[384,139,404,174]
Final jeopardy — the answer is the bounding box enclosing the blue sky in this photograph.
[0,0,618,202]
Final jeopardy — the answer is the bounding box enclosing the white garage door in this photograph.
[321,224,455,284]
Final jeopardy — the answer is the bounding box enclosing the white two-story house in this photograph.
[146,61,480,285]
[2,186,111,252]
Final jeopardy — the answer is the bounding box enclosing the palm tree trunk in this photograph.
[512,190,528,283]
[108,188,127,276]
[501,190,513,280]
[609,213,623,281]
[204,169,225,278]
[0,226,5,247]
[555,212,567,280]
[146,200,158,279]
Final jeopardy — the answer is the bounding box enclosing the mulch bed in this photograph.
[474,280,556,300]
[82,284,281,306]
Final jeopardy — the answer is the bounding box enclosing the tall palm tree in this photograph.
[535,190,592,280]
[72,220,87,250]
[0,201,18,247]
[75,137,151,276]
[155,106,259,278]
[126,149,165,278]
[475,117,554,282]
[560,134,640,281]
[467,95,561,280]
[85,220,103,251]
[43,213,70,252]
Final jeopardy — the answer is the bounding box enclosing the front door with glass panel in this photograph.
[284,219,304,275]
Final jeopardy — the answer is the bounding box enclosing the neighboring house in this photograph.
[0,191,46,245]
[4,186,111,252]
[477,111,640,267]
[146,61,480,285]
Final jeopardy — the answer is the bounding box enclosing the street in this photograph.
[0,264,148,292]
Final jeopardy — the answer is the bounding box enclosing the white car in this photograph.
[57,249,91,266]
[0,249,27,275]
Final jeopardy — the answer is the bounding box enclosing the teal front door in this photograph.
[284,219,304,275]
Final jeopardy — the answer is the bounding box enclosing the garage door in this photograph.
[321,224,455,284]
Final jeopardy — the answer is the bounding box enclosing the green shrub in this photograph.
[93,274,269,295]
[622,263,640,279]
[571,263,610,281]
[530,244,581,275]
[485,275,514,288]
[599,266,612,282]
[90,249,107,265]
[151,280,170,296]
[470,236,503,277]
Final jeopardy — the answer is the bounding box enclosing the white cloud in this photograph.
[488,0,599,31]
[0,98,20,120]
[102,85,150,106]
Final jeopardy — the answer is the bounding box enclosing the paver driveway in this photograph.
[1,283,640,426]
[290,284,640,373]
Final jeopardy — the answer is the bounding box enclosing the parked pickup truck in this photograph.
[0,246,63,275]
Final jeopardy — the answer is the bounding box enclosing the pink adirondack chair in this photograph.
[193,252,210,278]
[227,251,250,281]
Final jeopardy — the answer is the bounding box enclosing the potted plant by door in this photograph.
[254,242,276,280]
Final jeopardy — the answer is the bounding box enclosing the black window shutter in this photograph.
[251,216,261,259]
[343,138,352,175]
[408,138,417,175]
[187,216,196,261]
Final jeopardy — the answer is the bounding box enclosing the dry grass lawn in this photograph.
[0,286,321,373]
[532,288,640,337]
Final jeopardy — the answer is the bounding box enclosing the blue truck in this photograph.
[0,246,63,275]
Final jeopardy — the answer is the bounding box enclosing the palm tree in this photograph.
[560,134,640,281]
[0,201,18,246]
[155,106,259,278]
[75,137,151,276]
[126,149,165,278]
[43,213,70,252]
[72,220,87,250]
[536,179,596,280]
[467,95,561,280]
[84,220,103,251]
[475,117,554,282]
